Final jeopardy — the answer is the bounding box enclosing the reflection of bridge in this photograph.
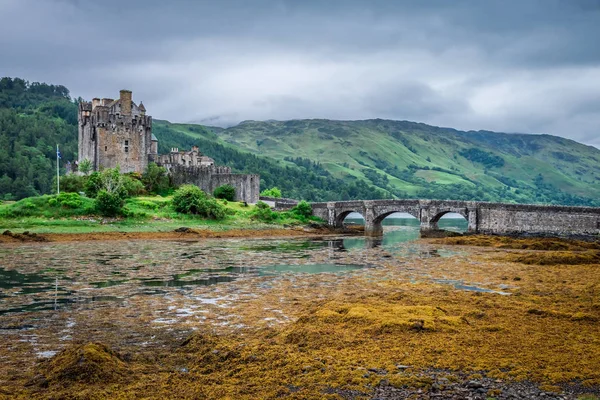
[310,199,600,237]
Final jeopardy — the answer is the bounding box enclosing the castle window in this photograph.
[105,146,107,151]
[124,140,129,153]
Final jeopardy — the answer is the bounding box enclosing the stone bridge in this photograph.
[309,199,600,237]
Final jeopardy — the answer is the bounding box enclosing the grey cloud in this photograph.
[1,0,599,146]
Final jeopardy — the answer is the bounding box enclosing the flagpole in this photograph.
[56,144,60,195]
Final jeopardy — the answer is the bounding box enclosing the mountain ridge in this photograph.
[158,116,600,205]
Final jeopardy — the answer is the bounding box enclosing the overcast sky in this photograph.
[1,0,599,146]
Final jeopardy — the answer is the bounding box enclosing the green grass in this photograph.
[0,195,321,234]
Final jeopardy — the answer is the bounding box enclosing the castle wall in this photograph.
[209,173,260,203]
[95,116,152,173]
[169,165,260,203]
[78,118,96,167]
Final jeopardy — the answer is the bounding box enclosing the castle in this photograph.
[78,90,260,203]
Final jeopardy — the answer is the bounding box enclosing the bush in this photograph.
[122,175,145,197]
[78,158,93,176]
[251,201,279,222]
[95,190,124,217]
[213,184,236,201]
[260,187,282,198]
[59,174,86,194]
[85,172,102,197]
[291,200,312,219]
[142,163,171,195]
[172,185,226,219]
[85,168,130,199]
[54,192,83,209]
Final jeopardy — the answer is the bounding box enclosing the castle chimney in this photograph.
[120,90,132,115]
[92,98,101,110]
[102,98,113,106]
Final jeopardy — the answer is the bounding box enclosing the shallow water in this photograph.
[0,219,481,318]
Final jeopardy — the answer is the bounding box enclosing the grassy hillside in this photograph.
[186,119,600,205]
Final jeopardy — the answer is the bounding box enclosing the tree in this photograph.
[79,158,92,176]
[260,187,282,198]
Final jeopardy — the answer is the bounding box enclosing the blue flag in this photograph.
[57,148,61,159]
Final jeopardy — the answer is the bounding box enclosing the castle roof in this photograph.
[139,102,146,112]
[151,134,158,141]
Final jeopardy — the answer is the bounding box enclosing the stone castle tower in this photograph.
[78,90,158,173]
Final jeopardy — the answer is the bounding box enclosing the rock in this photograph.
[467,380,483,389]
[410,319,425,331]
[368,368,387,375]
[174,227,192,233]
[396,364,411,370]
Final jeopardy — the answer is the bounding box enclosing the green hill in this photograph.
[1,77,599,205]
[193,119,600,205]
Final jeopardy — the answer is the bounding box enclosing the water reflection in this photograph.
[329,218,465,258]
[0,217,470,316]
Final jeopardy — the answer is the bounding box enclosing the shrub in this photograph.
[142,163,171,195]
[55,192,83,209]
[122,175,145,197]
[78,158,93,176]
[85,172,102,197]
[172,185,226,219]
[95,190,124,217]
[251,201,279,222]
[172,185,207,214]
[86,168,129,199]
[260,187,282,198]
[291,200,312,219]
[59,174,86,194]
[213,185,236,201]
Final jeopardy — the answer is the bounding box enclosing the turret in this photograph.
[120,90,132,115]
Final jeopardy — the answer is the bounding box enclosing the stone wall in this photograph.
[476,203,600,236]
[169,165,260,203]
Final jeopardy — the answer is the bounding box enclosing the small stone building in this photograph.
[78,90,260,203]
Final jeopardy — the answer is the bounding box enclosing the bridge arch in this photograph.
[429,210,469,232]
[336,210,365,228]
[373,210,420,225]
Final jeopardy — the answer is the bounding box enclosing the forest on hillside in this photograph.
[0,78,79,199]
